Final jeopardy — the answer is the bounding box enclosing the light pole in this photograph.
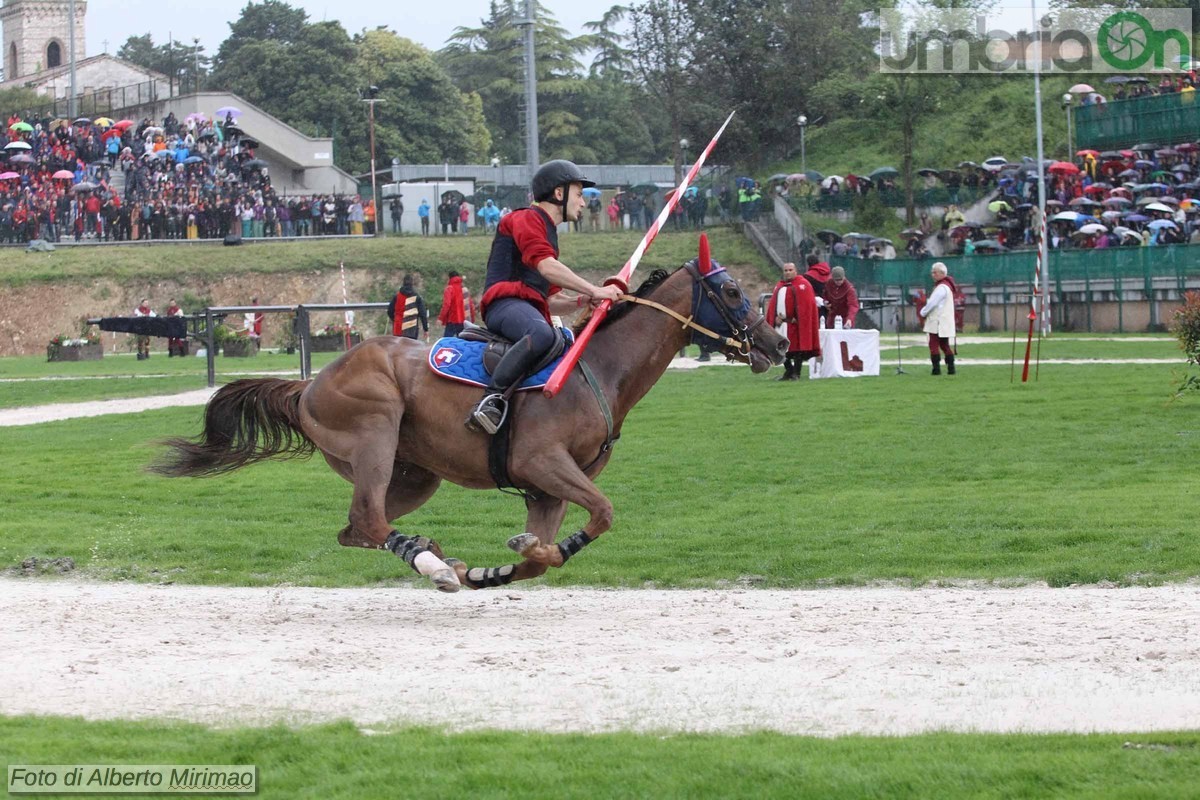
[797,114,808,175]
[362,86,385,237]
[1061,93,1073,158]
[193,38,200,94]
[491,155,502,205]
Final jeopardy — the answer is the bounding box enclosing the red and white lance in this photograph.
[1021,209,1047,382]
[543,110,737,398]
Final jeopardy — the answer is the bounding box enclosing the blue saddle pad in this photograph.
[426,329,575,391]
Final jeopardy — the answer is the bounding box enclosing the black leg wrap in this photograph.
[557,529,594,564]
[384,530,432,574]
[465,564,517,589]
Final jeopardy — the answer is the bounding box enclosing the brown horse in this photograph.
[154,249,787,591]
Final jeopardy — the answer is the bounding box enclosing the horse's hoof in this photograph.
[443,558,476,589]
[507,532,540,555]
[430,568,461,593]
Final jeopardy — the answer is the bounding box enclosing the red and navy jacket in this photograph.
[480,206,561,323]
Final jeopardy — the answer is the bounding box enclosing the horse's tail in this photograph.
[151,379,315,478]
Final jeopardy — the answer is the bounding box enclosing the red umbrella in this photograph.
[1075,149,1100,158]
[113,119,135,130]
[1048,161,1080,175]
[1083,184,1108,195]
[52,169,75,179]
[101,128,122,141]
[1099,160,1128,174]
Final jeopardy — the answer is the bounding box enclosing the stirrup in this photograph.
[467,393,508,435]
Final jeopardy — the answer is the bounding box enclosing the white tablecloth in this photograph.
[809,329,881,379]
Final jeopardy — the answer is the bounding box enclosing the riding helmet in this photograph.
[531,159,596,202]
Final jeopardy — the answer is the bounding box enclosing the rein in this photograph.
[615,267,765,356]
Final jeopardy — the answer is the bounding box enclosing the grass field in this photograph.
[2,348,1196,589]
[3,345,1198,797]
[0,227,767,288]
[1,717,1198,800]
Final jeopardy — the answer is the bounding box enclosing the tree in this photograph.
[117,34,211,93]
[626,0,695,181]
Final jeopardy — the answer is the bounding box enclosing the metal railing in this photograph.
[26,79,169,122]
[788,185,989,212]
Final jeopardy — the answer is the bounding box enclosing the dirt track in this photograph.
[2,579,1197,735]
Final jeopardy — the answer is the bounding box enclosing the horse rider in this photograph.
[467,159,623,434]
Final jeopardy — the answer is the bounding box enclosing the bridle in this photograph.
[616,263,768,358]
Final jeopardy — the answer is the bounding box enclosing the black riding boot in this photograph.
[467,335,542,434]
[776,357,795,381]
[931,354,941,375]
[946,354,956,375]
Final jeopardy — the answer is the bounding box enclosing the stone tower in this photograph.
[0,0,86,81]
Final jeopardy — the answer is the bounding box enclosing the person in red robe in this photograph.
[765,262,821,381]
[437,270,466,337]
[823,266,859,328]
[802,255,832,325]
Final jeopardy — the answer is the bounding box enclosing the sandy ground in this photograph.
[1,579,1198,735]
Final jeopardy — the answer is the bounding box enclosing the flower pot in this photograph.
[47,342,103,362]
[310,333,362,352]
[222,338,257,358]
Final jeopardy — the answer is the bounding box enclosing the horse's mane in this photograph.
[572,267,676,335]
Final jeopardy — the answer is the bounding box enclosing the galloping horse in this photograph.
[154,244,787,591]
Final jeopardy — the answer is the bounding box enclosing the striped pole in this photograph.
[339,260,352,350]
[1021,208,1046,383]
[543,110,737,398]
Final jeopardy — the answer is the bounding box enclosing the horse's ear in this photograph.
[698,233,712,275]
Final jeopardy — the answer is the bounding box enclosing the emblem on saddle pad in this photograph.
[432,346,462,367]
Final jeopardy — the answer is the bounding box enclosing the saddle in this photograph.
[457,323,569,376]
[427,324,573,390]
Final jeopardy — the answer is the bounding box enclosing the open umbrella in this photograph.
[815,230,841,245]
[803,170,823,182]
[981,157,1008,171]
[143,126,163,136]
[101,128,123,141]
[1101,211,1124,222]
[1068,83,1095,94]
[1131,143,1160,152]
[973,240,1008,252]
[786,173,807,182]
[113,119,135,129]
[900,228,924,238]
[842,232,874,241]
[1103,75,1131,84]
[0,171,19,180]
[765,173,790,183]
[868,166,899,180]
[820,175,844,188]
[183,155,206,164]
[1123,213,1150,223]
[917,167,941,178]
[237,138,260,150]
[1075,149,1100,159]
[73,117,91,125]
[1147,219,1178,230]
[1143,202,1175,214]
[1069,197,1100,208]
[1045,199,1063,207]
[242,158,268,170]
[1176,142,1200,153]
[7,153,33,163]
[581,187,601,198]
[868,237,893,247]
[1102,197,1132,207]
[8,121,32,132]
[70,182,97,192]
[1078,222,1108,235]
[156,150,176,160]
[957,160,980,169]
[1048,161,1080,175]
[3,141,30,150]
[93,117,115,127]
[1050,211,1083,222]
[52,169,75,179]
[216,106,242,118]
